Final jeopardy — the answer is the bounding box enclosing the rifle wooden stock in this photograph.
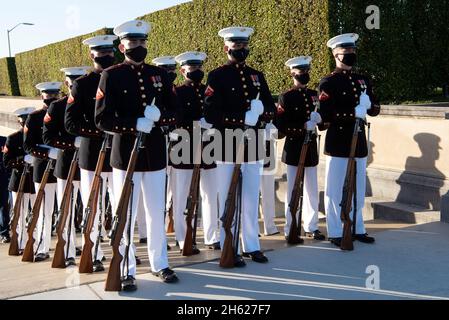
[166,204,174,233]
[52,150,79,268]
[219,134,246,268]
[22,159,55,262]
[79,137,108,273]
[105,132,144,292]
[182,137,202,257]
[9,164,30,256]
[287,131,311,245]
[340,119,361,251]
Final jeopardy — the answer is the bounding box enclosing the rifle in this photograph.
[164,132,175,234]
[9,163,30,256]
[166,203,174,233]
[22,159,55,262]
[78,135,109,273]
[340,118,362,251]
[105,132,145,291]
[219,131,247,268]
[287,131,312,245]
[182,134,202,256]
[52,149,79,268]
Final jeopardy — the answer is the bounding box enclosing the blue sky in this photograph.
[0,0,191,58]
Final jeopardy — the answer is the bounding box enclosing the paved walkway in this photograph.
[6,221,449,300]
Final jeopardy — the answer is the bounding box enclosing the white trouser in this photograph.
[284,165,320,236]
[259,171,278,235]
[79,169,114,261]
[56,178,80,259]
[171,168,220,250]
[136,196,147,239]
[113,168,168,277]
[325,156,367,238]
[34,183,56,255]
[217,161,263,254]
[11,192,36,250]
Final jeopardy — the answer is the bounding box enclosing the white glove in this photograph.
[305,120,317,131]
[264,122,278,140]
[244,110,259,127]
[199,118,213,130]
[74,137,82,148]
[310,111,322,124]
[24,155,34,165]
[144,105,161,122]
[136,117,154,134]
[355,104,367,119]
[48,148,59,160]
[250,99,264,116]
[169,132,179,142]
[359,90,372,110]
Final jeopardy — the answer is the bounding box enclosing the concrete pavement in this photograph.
[8,221,449,300]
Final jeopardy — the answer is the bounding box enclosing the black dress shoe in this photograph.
[75,247,82,256]
[167,244,171,251]
[121,276,137,292]
[65,257,76,267]
[207,242,221,250]
[135,256,142,265]
[306,230,326,241]
[234,255,246,268]
[100,236,105,243]
[152,268,179,283]
[139,238,147,244]
[0,236,11,244]
[93,260,105,272]
[354,234,375,244]
[101,256,107,262]
[35,253,50,262]
[329,238,342,247]
[243,251,269,263]
[18,249,24,256]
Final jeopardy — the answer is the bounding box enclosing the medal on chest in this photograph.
[250,74,261,88]
[151,76,163,91]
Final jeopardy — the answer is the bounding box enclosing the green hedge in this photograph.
[0,57,20,96]
[4,0,449,103]
[14,28,118,97]
[140,0,331,95]
[328,0,449,103]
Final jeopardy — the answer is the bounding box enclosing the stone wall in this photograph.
[1,96,448,222]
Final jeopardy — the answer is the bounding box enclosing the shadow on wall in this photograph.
[395,133,445,210]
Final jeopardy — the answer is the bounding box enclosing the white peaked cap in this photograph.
[152,56,177,66]
[175,51,207,66]
[285,56,312,69]
[218,26,254,42]
[35,82,62,93]
[13,107,35,116]
[327,33,359,50]
[114,20,151,40]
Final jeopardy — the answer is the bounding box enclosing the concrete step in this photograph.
[367,198,441,224]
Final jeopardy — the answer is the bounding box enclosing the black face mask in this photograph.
[186,69,204,83]
[294,73,310,85]
[94,55,115,69]
[43,98,57,106]
[229,48,250,63]
[125,46,148,63]
[167,72,177,84]
[339,53,357,67]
